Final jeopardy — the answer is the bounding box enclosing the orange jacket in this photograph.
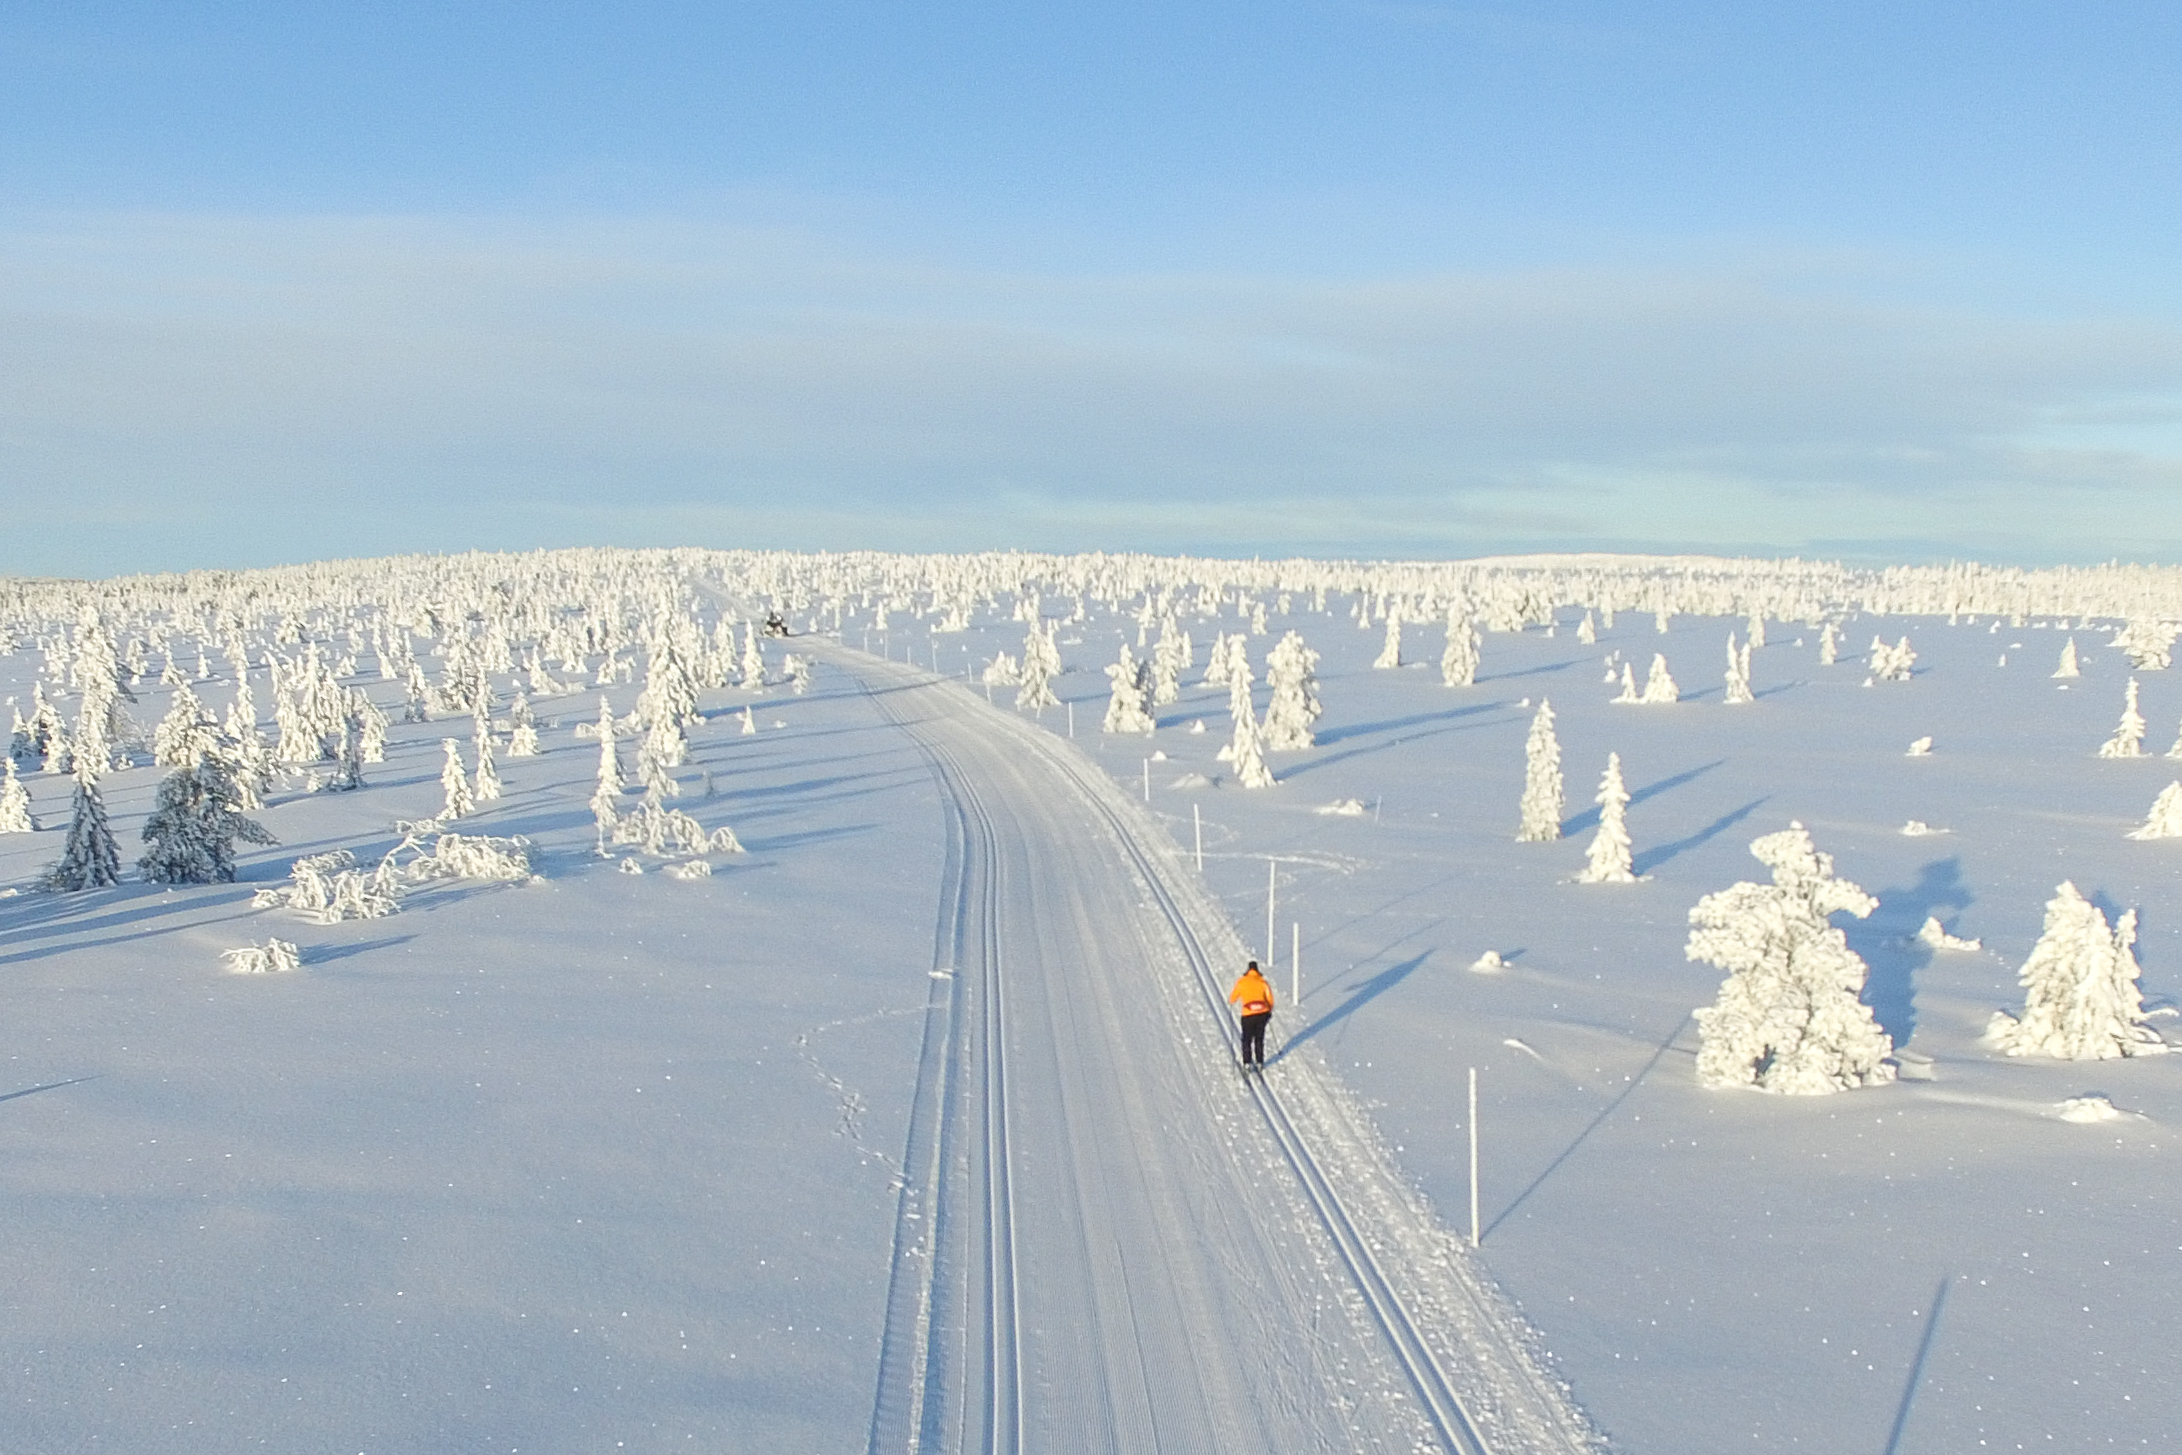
[1229,969,1275,1017]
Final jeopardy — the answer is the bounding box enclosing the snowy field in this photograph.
[4,549,2181,1453]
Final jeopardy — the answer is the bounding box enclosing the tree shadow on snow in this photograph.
[1846,857,1973,1046]
[1276,716,1507,781]
[1564,759,1726,835]
[1276,952,1433,1059]
[1629,796,1770,876]
[308,935,415,965]
[1476,656,1586,684]
[1315,703,1502,746]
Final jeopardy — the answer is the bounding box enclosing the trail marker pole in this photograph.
[1068,702,1075,738]
[1468,1067,1481,1247]
[1141,759,1150,802]
[1292,921,1301,1007]
[1266,859,1277,979]
[1193,804,1203,871]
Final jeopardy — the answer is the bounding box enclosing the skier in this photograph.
[1228,960,1275,1071]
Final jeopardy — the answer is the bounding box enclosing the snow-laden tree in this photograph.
[328,714,366,791]
[740,620,766,691]
[1261,631,1322,750]
[1226,696,1276,789]
[1818,621,1840,666]
[592,695,623,795]
[1990,882,2165,1060]
[1611,661,1640,703]
[1640,654,1679,704]
[1440,609,1480,687]
[1869,636,1916,682]
[45,758,121,891]
[1575,751,1637,883]
[1516,699,1564,842]
[353,689,388,763]
[1150,619,1190,705]
[1689,823,1894,1094]
[2053,637,2081,679]
[0,758,38,832]
[14,683,69,770]
[2128,782,2182,840]
[1575,611,1597,646]
[473,718,503,802]
[506,691,540,757]
[1202,629,1233,688]
[1373,608,1404,669]
[2097,678,2146,758]
[1016,622,1061,710]
[1722,633,1754,706]
[1746,610,1767,649]
[786,653,812,695]
[440,738,475,819]
[153,684,209,766]
[2112,620,2176,671]
[139,735,276,883]
[1102,642,1157,734]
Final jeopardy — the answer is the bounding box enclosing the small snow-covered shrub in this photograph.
[1689,823,1894,1094]
[2057,1094,2124,1124]
[400,831,534,883]
[1869,636,1916,682]
[1900,820,1948,836]
[1915,916,1981,952]
[665,858,713,880]
[611,799,743,857]
[2112,620,2176,671]
[1468,950,1506,973]
[253,848,403,923]
[1315,798,1367,816]
[222,938,301,974]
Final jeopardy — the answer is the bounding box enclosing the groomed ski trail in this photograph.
[827,643,1607,1455]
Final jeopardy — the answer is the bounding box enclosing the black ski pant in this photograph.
[1240,1012,1270,1066]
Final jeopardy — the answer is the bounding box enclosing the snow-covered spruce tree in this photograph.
[593,695,624,794]
[786,653,812,695]
[1261,631,1322,750]
[740,620,766,690]
[506,691,539,757]
[440,739,475,819]
[1102,643,1156,734]
[1373,607,1403,669]
[1575,752,1637,883]
[352,689,388,763]
[1721,633,1754,705]
[472,719,502,803]
[1516,699,1564,842]
[153,683,208,766]
[1015,622,1060,710]
[1639,653,1680,704]
[328,714,366,791]
[403,660,432,723]
[1818,621,1840,666]
[0,758,38,832]
[139,738,276,884]
[44,758,121,891]
[2098,678,2146,758]
[1150,619,1189,706]
[1746,610,1767,649]
[1611,661,1640,703]
[1440,609,1480,687]
[2128,782,2182,840]
[1575,611,1597,646]
[1203,630,1233,688]
[1226,694,1276,788]
[1990,882,2164,1060]
[2053,637,2081,679]
[1689,823,1893,1094]
[637,714,684,798]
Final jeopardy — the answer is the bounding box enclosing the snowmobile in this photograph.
[761,612,790,638]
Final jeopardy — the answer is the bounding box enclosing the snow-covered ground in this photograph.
[5,553,2181,1452]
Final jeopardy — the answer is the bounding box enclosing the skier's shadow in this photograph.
[1847,857,1974,1046]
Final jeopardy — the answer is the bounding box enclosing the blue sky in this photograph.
[5,2,2181,575]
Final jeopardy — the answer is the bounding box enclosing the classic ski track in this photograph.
[809,634,1603,1455]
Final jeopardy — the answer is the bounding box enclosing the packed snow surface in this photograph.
[6,547,2182,1452]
